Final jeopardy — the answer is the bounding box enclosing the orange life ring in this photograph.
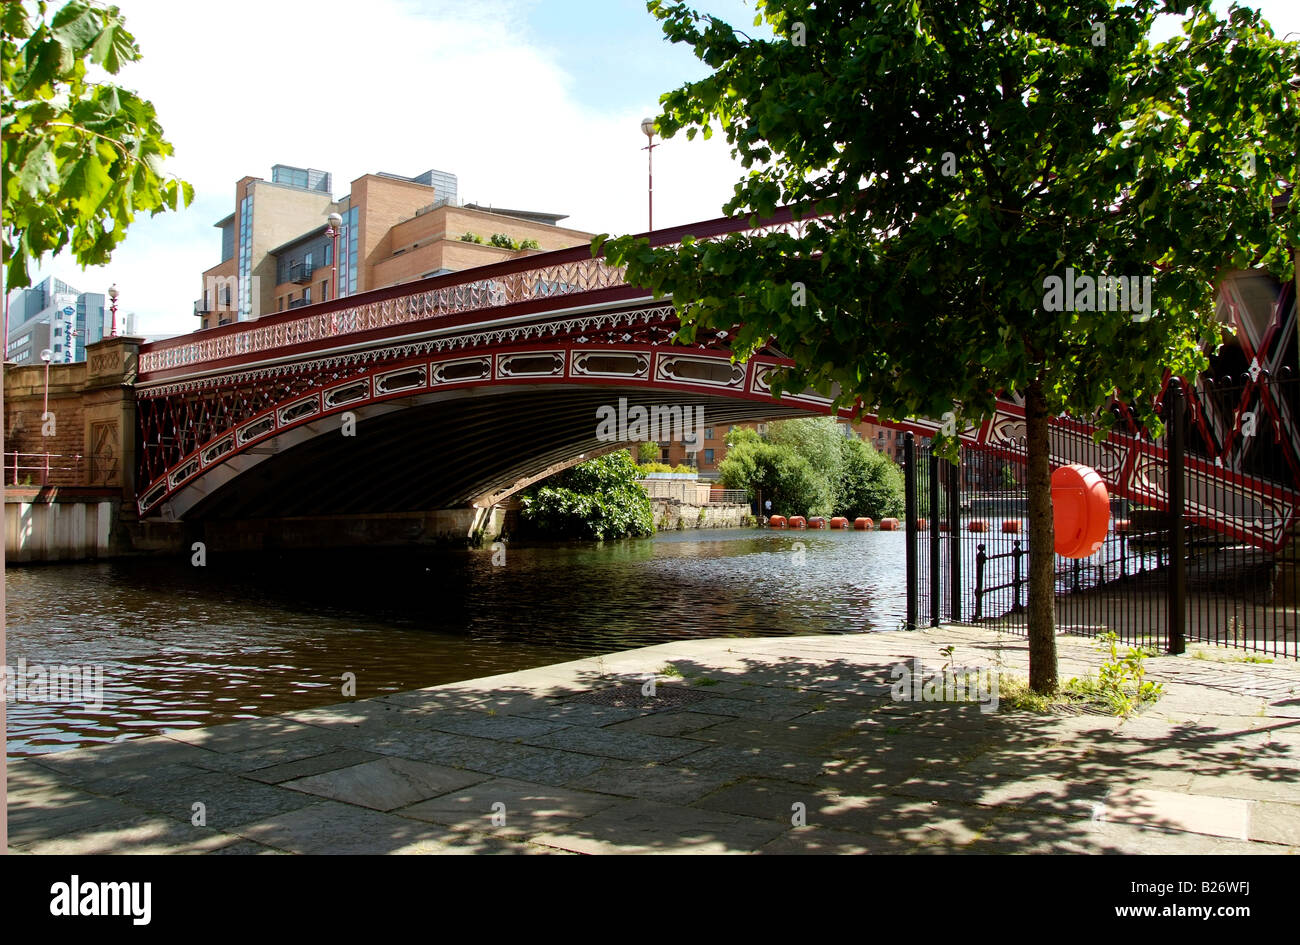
[1053,463,1110,558]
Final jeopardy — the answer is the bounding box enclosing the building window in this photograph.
[338,206,359,297]
[303,287,311,305]
[278,297,284,313]
[237,192,254,319]
[321,280,328,302]
[704,427,715,440]
[704,448,715,464]
[661,449,670,462]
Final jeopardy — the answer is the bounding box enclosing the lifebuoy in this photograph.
[1053,463,1110,558]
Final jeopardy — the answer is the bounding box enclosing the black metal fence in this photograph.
[903,374,1300,659]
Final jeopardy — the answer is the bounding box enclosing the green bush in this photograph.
[636,442,659,464]
[520,451,655,540]
[518,238,540,250]
[637,462,673,474]
[489,232,517,249]
[459,232,483,243]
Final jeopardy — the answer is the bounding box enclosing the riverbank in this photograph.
[8,626,1299,854]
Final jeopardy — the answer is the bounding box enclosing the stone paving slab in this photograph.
[7,626,1300,854]
[282,758,487,812]
[397,778,620,836]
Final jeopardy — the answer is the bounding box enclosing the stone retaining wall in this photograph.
[652,499,750,531]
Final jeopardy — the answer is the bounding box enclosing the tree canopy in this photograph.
[2,0,192,289]
[719,417,904,518]
[599,0,1299,692]
[603,0,1297,431]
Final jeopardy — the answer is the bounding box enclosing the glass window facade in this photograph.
[220,221,235,262]
[237,193,254,320]
[337,207,359,297]
[271,165,332,193]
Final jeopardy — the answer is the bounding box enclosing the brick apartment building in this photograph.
[196,163,595,328]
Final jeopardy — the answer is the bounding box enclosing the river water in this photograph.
[4,528,908,754]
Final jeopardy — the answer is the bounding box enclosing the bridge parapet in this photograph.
[135,206,815,384]
[4,336,141,499]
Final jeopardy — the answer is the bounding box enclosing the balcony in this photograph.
[194,299,210,317]
[289,262,314,285]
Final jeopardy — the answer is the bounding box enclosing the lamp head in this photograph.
[641,117,656,139]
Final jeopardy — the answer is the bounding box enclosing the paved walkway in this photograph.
[8,627,1300,854]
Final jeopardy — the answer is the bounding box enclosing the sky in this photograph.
[14,0,1300,338]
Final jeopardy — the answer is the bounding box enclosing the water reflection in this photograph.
[4,528,908,753]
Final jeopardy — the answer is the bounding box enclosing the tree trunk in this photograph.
[1024,376,1059,694]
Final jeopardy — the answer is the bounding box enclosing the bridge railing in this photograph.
[137,206,814,379]
[4,451,84,486]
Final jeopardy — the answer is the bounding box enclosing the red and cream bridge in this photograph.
[134,208,1299,551]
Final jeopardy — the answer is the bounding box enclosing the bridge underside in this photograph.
[170,385,805,521]
[134,272,1300,550]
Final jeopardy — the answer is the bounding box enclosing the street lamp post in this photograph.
[325,212,343,301]
[641,117,658,232]
[108,284,119,337]
[40,347,52,485]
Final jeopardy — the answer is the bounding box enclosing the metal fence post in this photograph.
[904,432,918,630]
[1168,379,1187,655]
[929,446,941,626]
[948,452,962,622]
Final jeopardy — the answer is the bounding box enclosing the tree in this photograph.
[718,436,833,516]
[838,436,905,520]
[520,451,655,540]
[636,441,660,464]
[600,0,1299,693]
[717,417,905,516]
[2,0,193,289]
[766,415,846,500]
